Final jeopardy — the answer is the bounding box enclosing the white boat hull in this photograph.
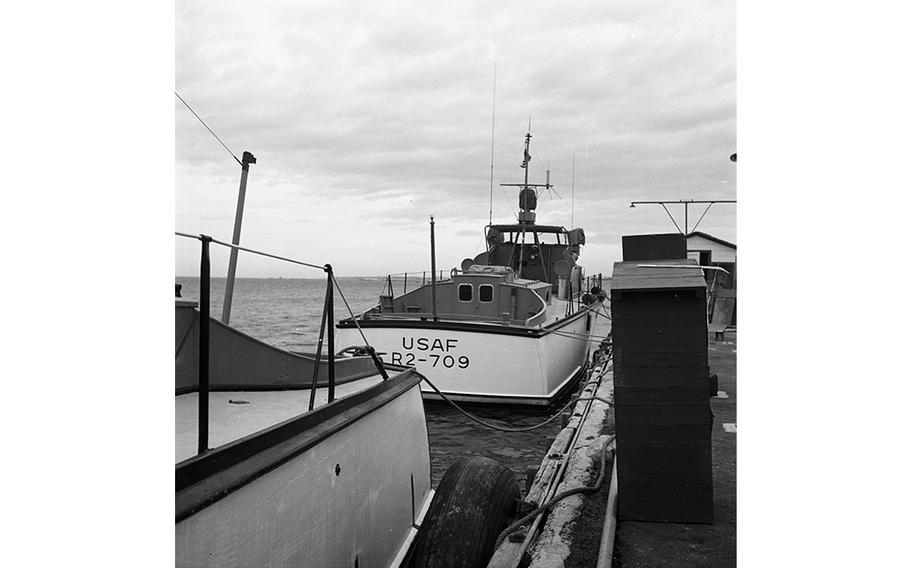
[337,307,599,406]
[176,379,432,568]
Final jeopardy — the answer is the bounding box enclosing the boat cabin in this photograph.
[375,265,552,326]
[474,224,585,289]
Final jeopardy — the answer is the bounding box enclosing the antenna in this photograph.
[571,154,575,227]
[488,60,497,226]
[629,199,737,234]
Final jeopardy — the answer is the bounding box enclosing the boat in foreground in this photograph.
[337,132,604,407]
[175,235,433,568]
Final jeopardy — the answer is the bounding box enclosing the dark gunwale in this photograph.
[337,301,598,337]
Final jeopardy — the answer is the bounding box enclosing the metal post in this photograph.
[198,235,212,455]
[685,201,689,234]
[222,150,257,325]
[430,217,438,321]
[404,272,408,293]
[307,285,330,411]
[326,265,335,403]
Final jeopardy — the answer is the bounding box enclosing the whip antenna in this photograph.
[488,60,497,226]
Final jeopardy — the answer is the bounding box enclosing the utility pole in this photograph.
[222,150,256,324]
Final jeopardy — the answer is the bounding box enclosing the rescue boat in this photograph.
[337,132,604,406]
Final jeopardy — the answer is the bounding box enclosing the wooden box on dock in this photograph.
[610,258,714,523]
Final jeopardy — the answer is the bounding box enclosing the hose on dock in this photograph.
[494,434,616,548]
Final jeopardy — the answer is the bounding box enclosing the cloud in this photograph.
[176,0,736,277]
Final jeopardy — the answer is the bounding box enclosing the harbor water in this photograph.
[177,276,566,487]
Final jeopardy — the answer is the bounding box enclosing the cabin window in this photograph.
[458,283,473,302]
[479,284,494,303]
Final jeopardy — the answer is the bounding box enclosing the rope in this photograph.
[174,232,325,270]
[411,352,612,434]
[495,433,616,548]
[546,329,612,342]
[415,371,582,432]
[331,274,372,348]
[330,274,390,380]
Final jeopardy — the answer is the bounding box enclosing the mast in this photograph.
[571,154,575,227]
[499,127,555,278]
[488,61,496,226]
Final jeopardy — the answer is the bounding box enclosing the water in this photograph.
[177,276,566,487]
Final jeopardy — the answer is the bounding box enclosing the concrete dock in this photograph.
[489,330,736,568]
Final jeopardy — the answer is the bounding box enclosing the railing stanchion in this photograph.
[198,234,212,455]
[430,217,438,322]
[307,284,330,411]
[326,265,335,403]
[404,272,408,293]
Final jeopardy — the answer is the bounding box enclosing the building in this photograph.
[686,231,736,328]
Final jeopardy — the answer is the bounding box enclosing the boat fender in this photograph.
[411,457,520,568]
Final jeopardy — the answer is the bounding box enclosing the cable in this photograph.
[174,91,242,166]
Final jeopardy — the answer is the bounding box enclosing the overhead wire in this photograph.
[174,91,242,166]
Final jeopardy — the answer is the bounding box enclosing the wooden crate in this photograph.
[610,258,714,523]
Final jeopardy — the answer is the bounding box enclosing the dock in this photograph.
[487,328,736,568]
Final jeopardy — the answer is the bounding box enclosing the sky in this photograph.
[175,0,736,278]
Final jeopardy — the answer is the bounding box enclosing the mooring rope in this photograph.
[330,274,374,348]
[495,433,616,548]
[411,353,612,434]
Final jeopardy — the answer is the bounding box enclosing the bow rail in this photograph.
[175,231,386,457]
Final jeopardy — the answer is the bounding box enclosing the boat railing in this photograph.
[525,289,549,326]
[175,231,389,457]
[381,269,456,297]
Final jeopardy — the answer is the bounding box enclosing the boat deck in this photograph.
[176,375,384,464]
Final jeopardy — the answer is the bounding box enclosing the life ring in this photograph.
[411,457,520,568]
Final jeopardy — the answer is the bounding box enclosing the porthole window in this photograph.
[458,283,473,302]
[479,284,494,302]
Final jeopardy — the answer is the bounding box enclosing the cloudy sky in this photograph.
[176,0,735,277]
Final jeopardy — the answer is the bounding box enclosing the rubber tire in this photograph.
[411,457,520,568]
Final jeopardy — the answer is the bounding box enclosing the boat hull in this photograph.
[176,373,432,568]
[337,305,599,406]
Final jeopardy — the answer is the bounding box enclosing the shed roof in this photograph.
[610,258,707,292]
[686,231,736,250]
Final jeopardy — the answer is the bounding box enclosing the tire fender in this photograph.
[411,457,520,568]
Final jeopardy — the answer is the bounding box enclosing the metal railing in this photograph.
[381,269,455,298]
[176,232,385,456]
